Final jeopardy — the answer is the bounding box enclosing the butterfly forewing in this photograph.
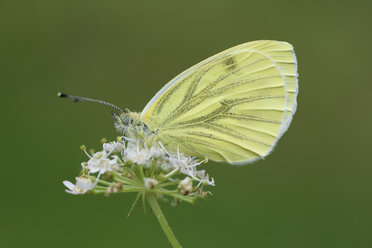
[141,40,298,164]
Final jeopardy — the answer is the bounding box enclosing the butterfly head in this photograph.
[113,111,142,134]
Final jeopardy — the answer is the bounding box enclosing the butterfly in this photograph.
[59,40,298,165]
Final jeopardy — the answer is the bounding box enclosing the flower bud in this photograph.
[178,177,193,195]
[144,178,158,189]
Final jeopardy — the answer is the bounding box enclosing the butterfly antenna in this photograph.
[111,111,119,121]
[58,92,124,113]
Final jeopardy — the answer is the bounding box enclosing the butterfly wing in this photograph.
[141,40,298,165]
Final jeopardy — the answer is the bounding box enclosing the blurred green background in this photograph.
[1,0,372,247]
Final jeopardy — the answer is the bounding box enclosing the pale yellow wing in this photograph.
[141,40,298,164]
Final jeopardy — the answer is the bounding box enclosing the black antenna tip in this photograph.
[58,92,68,98]
[58,92,80,102]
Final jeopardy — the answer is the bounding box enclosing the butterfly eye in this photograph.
[120,114,130,126]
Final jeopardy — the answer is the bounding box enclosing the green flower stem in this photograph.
[111,171,139,185]
[96,179,111,186]
[95,185,108,190]
[159,181,180,187]
[114,177,135,185]
[91,190,106,194]
[137,165,145,179]
[164,168,179,179]
[146,193,182,248]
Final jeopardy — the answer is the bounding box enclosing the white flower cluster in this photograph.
[123,141,215,186]
[63,137,215,200]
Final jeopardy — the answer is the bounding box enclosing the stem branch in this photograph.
[146,193,182,248]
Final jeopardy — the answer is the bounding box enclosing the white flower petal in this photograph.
[63,180,75,190]
[103,141,125,153]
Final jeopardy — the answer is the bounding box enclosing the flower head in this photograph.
[63,176,97,195]
[103,141,125,154]
[85,151,120,175]
[124,142,152,165]
[197,170,215,186]
[63,123,215,204]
